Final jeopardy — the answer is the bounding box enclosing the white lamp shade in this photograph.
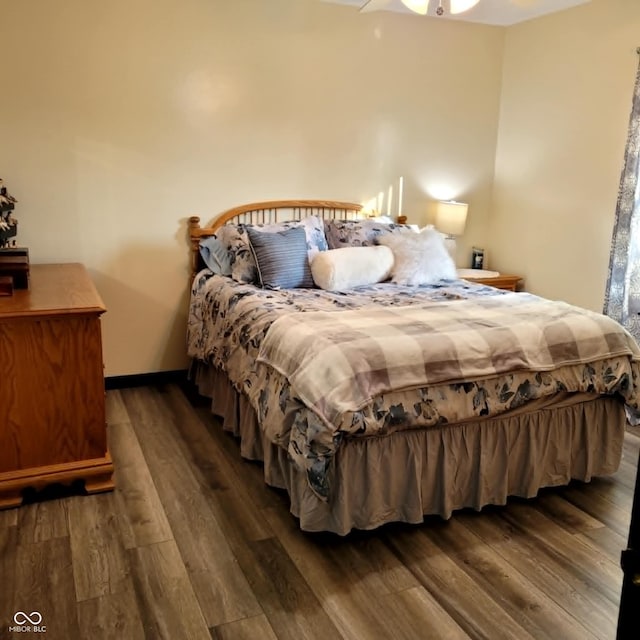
[401,0,429,15]
[435,201,468,236]
[450,0,480,14]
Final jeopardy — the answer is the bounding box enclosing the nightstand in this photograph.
[457,269,522,292]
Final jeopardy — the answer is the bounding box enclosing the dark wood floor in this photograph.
[1,384,638,640]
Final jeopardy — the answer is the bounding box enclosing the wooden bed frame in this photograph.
[188,199,363,281]
[186,199,627,534]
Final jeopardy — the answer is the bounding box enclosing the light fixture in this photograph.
[399,0,480,16]
[400,0,429,14]
[435,200,468,263]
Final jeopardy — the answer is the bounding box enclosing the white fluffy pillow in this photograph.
[311,246,394,291]
[377,227,457,285]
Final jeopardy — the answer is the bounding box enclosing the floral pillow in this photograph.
[324,219,412,249]
[215,224,257,283]
[216,215,329,284]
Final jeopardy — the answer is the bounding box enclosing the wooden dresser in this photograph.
[0,263,113,507]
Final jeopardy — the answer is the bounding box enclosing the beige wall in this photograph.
[1,0,504,375]
[490,0,640,311]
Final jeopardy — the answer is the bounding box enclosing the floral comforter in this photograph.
[187,272,640,499]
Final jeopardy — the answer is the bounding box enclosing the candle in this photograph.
[377,191,383,215]
[398,176,404,217]
[387,186,393,216]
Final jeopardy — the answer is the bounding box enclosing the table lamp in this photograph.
[435,200,468,263]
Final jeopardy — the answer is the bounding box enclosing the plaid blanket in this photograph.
[257,292,640,427]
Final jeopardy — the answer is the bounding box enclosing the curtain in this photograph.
[604,51,640,341]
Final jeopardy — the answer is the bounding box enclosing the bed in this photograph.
[187,199,640,535]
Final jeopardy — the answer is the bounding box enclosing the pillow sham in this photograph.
[324,219,412,250]
[198,235,233,276]
[254,215,329,258]
[247,226,314,289]
[216,216,328,283]
[215,224,258,283]
[377,226,457,286]
[311,246,394,292]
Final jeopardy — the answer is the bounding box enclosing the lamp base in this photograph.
[443,235,458,265]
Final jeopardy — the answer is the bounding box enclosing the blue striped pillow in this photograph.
[246,226,314,289]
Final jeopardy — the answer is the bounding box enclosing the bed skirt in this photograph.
[194,363,625,535]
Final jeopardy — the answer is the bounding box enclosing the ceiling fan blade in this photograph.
[359,0,394,13]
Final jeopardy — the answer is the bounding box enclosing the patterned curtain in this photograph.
[604,51,640,340]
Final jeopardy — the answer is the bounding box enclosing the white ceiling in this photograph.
[319,0,592,27]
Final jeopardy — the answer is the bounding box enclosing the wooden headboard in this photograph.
[188,199,363,281]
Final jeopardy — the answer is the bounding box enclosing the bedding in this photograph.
[188,272,640,501]
[215,224,257,283]
[194,364,624,534]
[258,295,640,426]
[198,236,232,276]
[323,218,411,249]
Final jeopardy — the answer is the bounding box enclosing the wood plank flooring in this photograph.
[1,383,639,640]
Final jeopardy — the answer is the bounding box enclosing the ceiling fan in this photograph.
[359,0,536,16]
[359,0,479,15]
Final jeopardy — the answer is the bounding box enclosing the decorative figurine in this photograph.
[0,178,18,248]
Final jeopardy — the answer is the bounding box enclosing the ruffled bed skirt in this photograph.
[194,363,625,535]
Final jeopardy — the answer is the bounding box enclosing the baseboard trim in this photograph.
[105,369,189,391]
